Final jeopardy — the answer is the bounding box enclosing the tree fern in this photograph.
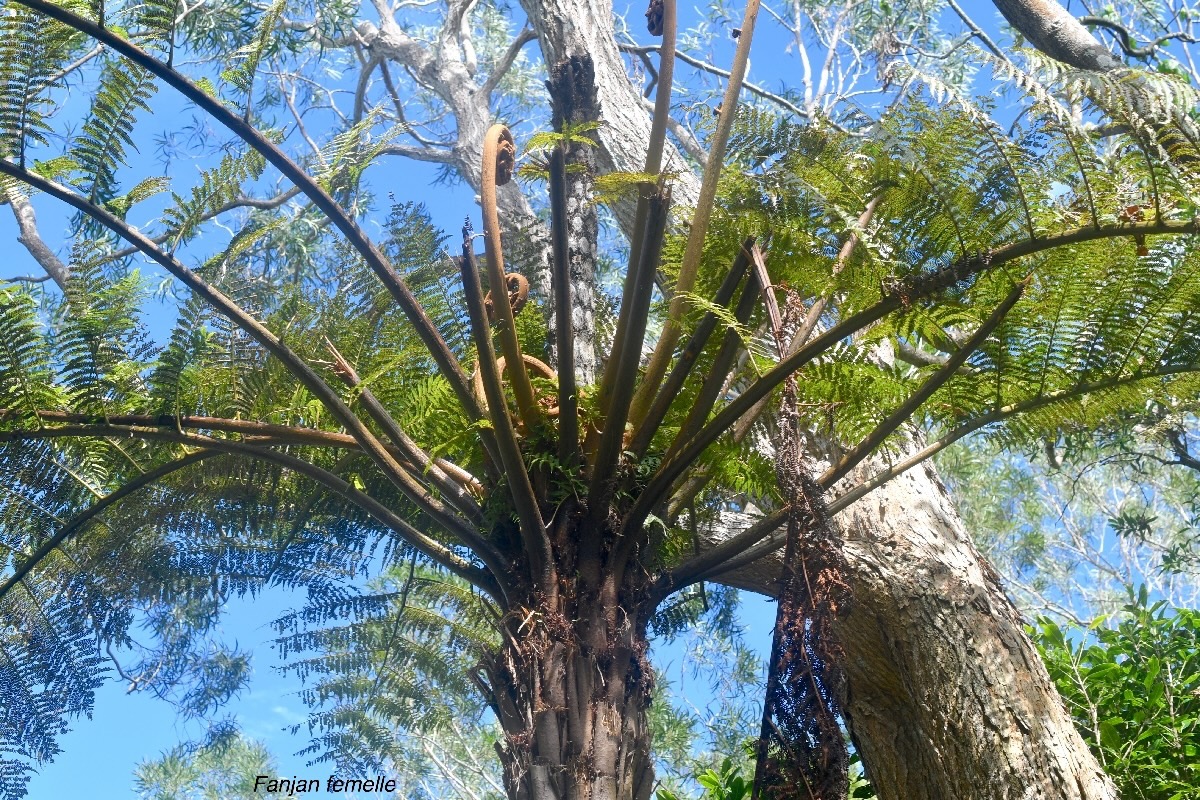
[52,241,152,415]
[68,59,157,212]
[0,3,83,164]
[0,287,60,423]
[158,149,268,250]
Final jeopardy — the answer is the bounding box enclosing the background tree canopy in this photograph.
[1,0,1199,798]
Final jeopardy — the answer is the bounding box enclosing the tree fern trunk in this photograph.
[483,570,655,800]
[515,0,1117,794]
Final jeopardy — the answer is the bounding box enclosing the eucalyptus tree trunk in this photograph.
[507,4,1117,798]
[716,455,1116,799]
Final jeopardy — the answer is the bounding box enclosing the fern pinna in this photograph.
[0,2,1199,797]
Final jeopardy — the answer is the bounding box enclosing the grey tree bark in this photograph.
[503,1,1120,796]
[716,458,1116,799]
[989,0,1123,71]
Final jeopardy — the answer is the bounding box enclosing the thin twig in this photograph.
[618,42,808,119]
[480,27,536,98]
[13,0,483,423]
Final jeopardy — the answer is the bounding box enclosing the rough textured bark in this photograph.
[510,0,1119,796]
[712,455,1117,800]
[482,572,655,800]
[547,56,600,384]
[518,0,702,226]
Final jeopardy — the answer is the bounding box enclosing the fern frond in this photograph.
[68,59,157,211]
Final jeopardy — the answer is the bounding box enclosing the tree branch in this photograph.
[549,150,579,469]
[989,0,1124,71]
[3,186,70,289]
[587,185,671,514]
[625,218,1200,532]
[1166,428,1200,472]
[821,276,1029,487]
[618,41,808,119]
[14,0,483,424]
[650,505,785,604]
[479,27,536,98]
[0,158,484,554]
[480,124,540,432]
[1079,16,1197,59]
[0,426,503,599]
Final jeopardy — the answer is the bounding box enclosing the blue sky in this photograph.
[5,0,1037,796]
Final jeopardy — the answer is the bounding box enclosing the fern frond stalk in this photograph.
[0,158,485,552]
[481,124,540,433]
[628,0,762,428]
[549,149,580,468]
[822,275,1030,486]
[0,451,218,604]
[625,216,1200,533]
[324,340,489,527]
[0,425,501,598]
[629,237,755,460]
[11,0,482,423]
[458,226,552,595]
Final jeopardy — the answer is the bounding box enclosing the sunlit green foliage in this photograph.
[1033,590,1200,800]
[3,0,1200,792]
[134,733,299,800]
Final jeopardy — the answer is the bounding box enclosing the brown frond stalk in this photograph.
[0,451,218,603]
[620,218,1200,530]
[458,225,553,593]
[549,149,579,467]
[628,0,763,428]
[0,160,483,552]
[481,124,540,433]
[595,0,675,434]
[586,185,672,515]
[0,425,502,599]
[324,339,489,526]
[629,237,754,460]
[661,247,765,467]
[12,0,483,424]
